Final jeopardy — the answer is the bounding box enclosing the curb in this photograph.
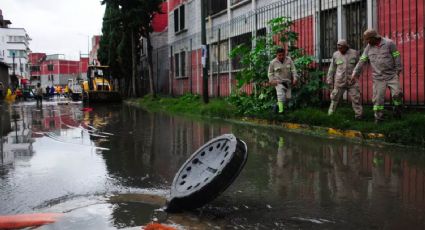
[128,99,387,142]
[241,117,386,141]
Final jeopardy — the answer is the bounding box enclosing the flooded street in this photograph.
[1,100,425,229]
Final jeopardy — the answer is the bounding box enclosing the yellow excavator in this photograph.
[83,65,121,103]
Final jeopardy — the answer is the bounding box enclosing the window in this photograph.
[345,1,367,51]
[207,0,227,15]
[30,76,40,81]
[174,51,186,78]
[231,32,252,70]
[47,64,54,71]
[211,40,229,72]
[179,5,185,31]
[320,8,337,60]
[174,9,179,33]
[319,1,367,60]
[8,50,16,57]
[30,66,40,72]
[180,51,186,77]
[174,5,186,34]
[7,36,25,43]
[8,50,25,58]
[174,53,179,77]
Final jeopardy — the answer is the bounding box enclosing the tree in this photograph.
[99,0,162,97]
[98,3,122,92]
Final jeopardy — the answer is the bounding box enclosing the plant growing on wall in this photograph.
[228,17,325,115]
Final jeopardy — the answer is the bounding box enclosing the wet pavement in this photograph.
[1,99,425,229]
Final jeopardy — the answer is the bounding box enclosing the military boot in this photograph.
[277,102,284,114]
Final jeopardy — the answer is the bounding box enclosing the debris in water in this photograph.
[166,134,248,212]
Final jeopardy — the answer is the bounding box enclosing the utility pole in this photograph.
[11,52,16,89]
[201,0,209,103]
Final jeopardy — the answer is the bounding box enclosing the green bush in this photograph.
[228,16,326,115]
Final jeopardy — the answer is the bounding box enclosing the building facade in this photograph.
[165,0,425,105]
[89,35,101,66]
[28,53,89,88]
[140,1,169,94]
[0,10,31,87]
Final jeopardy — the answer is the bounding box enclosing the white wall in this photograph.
[0,28,31,79]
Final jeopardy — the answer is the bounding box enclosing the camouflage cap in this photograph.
[337,39,349,47]
[363,29,381,40]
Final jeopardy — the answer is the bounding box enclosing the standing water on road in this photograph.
[1,101,425,229]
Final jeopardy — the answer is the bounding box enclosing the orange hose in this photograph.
[0,213,63,229]
[143,222,177,230]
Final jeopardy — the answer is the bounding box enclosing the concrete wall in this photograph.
[0,28,30,78]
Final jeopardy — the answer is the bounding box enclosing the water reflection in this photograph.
[90,105,425,228]
[1,102,425,229]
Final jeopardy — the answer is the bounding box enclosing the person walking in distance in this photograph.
[268,47,298,114]
[327,39,363,119]
[35,83,43,106]
[351,29,403,123]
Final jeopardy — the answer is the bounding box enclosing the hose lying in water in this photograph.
[0,213,63,229]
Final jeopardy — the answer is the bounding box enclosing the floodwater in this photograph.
[1,100,425,229]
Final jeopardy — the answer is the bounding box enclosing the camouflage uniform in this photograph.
[268,57,298,109]
[327,48,363,118]
[353,37,402,121]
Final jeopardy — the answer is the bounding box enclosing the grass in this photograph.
[135,94,237,119]
[134,94,425,148]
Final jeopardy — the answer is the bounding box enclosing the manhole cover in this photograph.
[166,134,248,212]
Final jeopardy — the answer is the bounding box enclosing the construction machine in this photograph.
[83,65,121,103]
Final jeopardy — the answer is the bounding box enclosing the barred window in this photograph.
[231,32,252,70]
[211,40,229,73]
[320,8,338,60]
[345,1,367,51]
[174,51,186,78]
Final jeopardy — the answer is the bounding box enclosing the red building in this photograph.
[164,0,425,106]
[28,53,88,87]
[152,3,168,32]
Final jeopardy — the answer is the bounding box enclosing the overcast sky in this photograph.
[2,0,105,60]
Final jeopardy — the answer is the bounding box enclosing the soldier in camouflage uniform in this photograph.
[268,47,298,114]
[327,39,363,119]
[352,29,403,123]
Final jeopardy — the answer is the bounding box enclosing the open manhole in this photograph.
[166,134,248,212]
